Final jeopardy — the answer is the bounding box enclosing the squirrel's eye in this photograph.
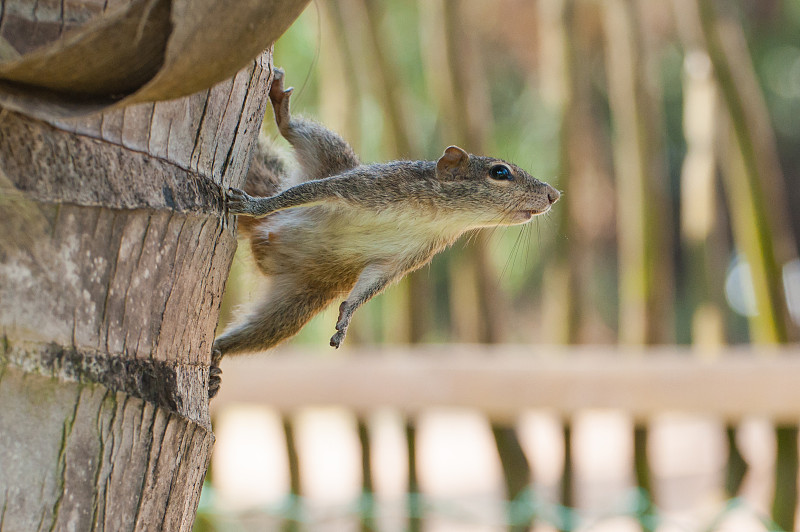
[489,165,513,180]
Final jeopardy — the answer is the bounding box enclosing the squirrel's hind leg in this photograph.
[210,281,336,398]
[269,67,360,181]
[331,264,395,348]
[214,281,335,356]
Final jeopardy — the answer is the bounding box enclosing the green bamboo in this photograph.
[318,0,363,153]
[560,424,574,527]
[674,21,744,503]
[357,418,377,532]
[360,0,415,158]
[773,426,799,531]
[538,0,581,345]
[678,47,727,347]
[602,0,674,346]
[695,0,789,344]
[351,5,432,528]
[419,3,533,530]
[537,1,582,519]
[282,416,302,532]
[406,420,422,532]
[603,1,675,519]
[491,425,534,532]
[694,1,799,526]
[724,426,748,497]
[633,425,652,496]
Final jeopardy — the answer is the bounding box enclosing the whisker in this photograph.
[500,224,527,283]
[537,217,542,249]
[524,221,532,266]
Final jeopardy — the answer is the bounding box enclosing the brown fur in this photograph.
[212,68,560,372]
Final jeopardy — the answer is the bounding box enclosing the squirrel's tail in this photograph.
[244,136,285,197]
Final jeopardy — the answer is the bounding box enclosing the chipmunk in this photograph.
[209,68,559,397]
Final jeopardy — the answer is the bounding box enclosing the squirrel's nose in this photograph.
[546,185,560,205]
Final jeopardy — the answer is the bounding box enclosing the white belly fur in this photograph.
[257,204,470,266]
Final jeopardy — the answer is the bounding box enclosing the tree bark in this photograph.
[0,12,288,527]
[0,54,272,527]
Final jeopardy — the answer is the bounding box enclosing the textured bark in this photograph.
[0,367,212,532]
[0,40,275,530]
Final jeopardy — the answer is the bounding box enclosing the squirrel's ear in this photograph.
[436,145,469,180]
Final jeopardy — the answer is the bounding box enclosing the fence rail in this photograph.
[208,345,800,531]
[212,345,800,422]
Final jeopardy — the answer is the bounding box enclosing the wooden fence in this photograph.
[209,345,800,531]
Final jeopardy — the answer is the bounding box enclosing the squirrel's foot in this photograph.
[331,304,351,348]
[269,67,286,99]
[209,347,223,399]
[269,67,294,134]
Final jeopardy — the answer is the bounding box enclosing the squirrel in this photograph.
[208,68,560,397]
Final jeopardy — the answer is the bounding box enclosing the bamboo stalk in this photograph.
[351,4,434,526]
[633,425,652,497]
[418,3,532,529]
[724,425,748,497]
[679,49,726,347]
[773,426,799,531]
[602,0,674,346]
[602,1,675,518]
[560,424,574,521]
[537,0,581,345]
[696,0,794,344]
[357,418,376,532]
[538,0,582,516]
[359,0,415,158]
[406,420,422,532]
[282,415,302,532]
[319,0,363,153]
[694,2,799,523]
[491,426,534,532]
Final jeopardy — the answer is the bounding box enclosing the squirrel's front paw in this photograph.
[331,302,351,348]
[330,330,347,349]
[226,188,254,215]
[209,347,223,399]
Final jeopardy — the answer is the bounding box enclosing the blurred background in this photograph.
[197,0,800,530]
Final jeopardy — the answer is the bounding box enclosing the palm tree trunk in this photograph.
[0,41,278,532]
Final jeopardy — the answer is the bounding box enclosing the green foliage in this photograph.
[220,0,800,347]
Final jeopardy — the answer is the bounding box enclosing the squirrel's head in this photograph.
[435,145,560,226]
